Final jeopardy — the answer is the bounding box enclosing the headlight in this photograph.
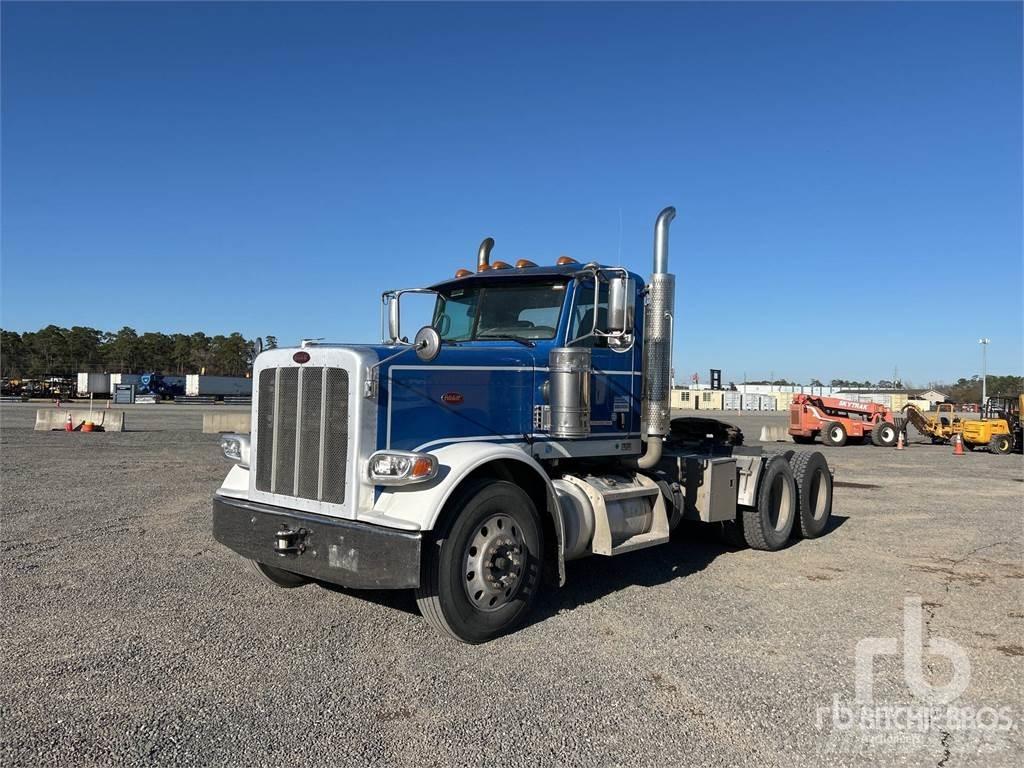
[220,434,251,467]
[368,450,438,485]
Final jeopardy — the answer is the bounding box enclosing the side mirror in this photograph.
[607,277,632,333]
[414,326,441,362]
[388,296,401,343]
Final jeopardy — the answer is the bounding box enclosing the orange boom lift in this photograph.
[788,394,899,447]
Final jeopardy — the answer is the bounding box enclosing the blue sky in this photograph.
[2,1,1021,386]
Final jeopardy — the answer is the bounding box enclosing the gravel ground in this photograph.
[1,402,1021,767]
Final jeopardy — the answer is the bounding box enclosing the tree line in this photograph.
[941,375,1022,404]
[0,326,280,379]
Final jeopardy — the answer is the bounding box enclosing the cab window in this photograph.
[569,282,609,347]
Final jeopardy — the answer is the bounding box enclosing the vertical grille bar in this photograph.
[297,367,324,500]
[274,368,299,494]
[293,366,305,495]
[317,367,328,500]
[254,369,276,492]
[321,368,349,504]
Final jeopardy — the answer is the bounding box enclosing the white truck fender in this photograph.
[367,441,567,585]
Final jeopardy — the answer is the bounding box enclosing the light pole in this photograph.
[978,338,990,408]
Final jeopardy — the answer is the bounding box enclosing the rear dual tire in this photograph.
[742,455,797,550]
[789,450,833,538]
[731,451,833,550]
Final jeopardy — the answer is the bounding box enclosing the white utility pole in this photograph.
[978,338,990,408]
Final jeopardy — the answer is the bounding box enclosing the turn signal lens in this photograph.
[368,451,438,485]
[410,456,434,478]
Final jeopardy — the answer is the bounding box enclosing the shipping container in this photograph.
[185,375,253,397]
[722,392,742,410]
[76,372,110,396]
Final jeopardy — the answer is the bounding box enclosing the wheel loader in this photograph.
[960,395,1022,455]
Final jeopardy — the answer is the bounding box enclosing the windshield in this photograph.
[432,281,567,342]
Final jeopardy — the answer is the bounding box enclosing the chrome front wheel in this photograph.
[463,514,526,612]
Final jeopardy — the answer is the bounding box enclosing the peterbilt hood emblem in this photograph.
[441,392,464,405]
[293,351,311,364]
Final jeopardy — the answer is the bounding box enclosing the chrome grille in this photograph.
[255,365,349,503]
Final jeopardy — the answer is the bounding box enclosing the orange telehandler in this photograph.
[788,394,899,447]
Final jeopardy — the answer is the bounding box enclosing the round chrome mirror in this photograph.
[414,326,441,362]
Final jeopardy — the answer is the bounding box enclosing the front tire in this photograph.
[821,421,848,447]
[989,434,1013,455]
[247,558,309,588]
[871,420,898,447]
[415,479,544,643]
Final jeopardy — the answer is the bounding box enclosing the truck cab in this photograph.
[213,207,836,642]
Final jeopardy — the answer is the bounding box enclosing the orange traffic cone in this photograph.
[64,414,73,432]
[953,433,964,456]
[896,431,905,450]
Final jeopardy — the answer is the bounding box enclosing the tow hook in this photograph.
[273,526,308,556]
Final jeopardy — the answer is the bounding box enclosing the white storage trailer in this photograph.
[185,375,252,397]
[76,373,110,396]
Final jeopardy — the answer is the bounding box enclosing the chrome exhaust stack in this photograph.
[477,237,495,271]
[628,206,676,469]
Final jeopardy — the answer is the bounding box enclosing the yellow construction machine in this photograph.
[960,395,1022,455]
[902,402,962,444]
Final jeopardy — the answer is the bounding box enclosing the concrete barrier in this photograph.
[35,409,126,432]
[758,425,791,442]
[203,412,251,434]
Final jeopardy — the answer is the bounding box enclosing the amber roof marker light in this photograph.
[556,255,578,266]
[515,259,537,269]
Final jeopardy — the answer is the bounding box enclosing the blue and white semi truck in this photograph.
[213,207,834,642]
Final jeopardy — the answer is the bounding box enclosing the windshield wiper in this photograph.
[476,334,535,348]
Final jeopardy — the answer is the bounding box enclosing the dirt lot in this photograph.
[1,403,1021,767]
